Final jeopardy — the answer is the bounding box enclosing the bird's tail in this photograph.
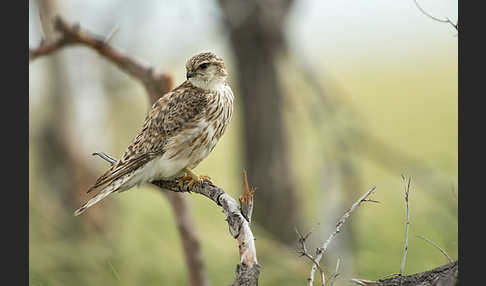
[74,178,127,216]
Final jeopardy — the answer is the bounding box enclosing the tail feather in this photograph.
[74,178,127,216]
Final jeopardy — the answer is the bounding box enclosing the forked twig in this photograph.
[295,227,326,286]
[308,185,378,285]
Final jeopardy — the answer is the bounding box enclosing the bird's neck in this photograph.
[189,77,226,92]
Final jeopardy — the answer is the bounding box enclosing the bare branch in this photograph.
[351,261,458,286]
[376,273,401,280]
[385,261,457,286]
[92,152,117,166]
[350,278,379,286]
[29,16,173,100]
[308,185,378,285]
[153,175,260,284]
[295,228,325,286]
[416,235,453,263]
[240,170,257,223]
[399,175,412,276]
[413,0,458,31]
[328,258,341,286]
[103,24,120,45]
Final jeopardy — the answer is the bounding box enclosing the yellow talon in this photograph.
[198,175,213,184]
[178,175,194,188]
[178,168,213,188]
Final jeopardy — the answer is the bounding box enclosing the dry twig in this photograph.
[328,258,341,286]
[350,278,379,286]
[413,0,458,31]
[239,170,257,223]
[399,175,412,276]
[416,235,453,263]
[307,185,378,286]
[295,227,326,286]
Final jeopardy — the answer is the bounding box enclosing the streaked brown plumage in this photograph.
[75,52,234,216]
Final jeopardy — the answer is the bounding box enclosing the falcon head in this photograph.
[186,52,228,91]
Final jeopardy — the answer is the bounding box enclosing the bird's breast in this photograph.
[162,85,234,172]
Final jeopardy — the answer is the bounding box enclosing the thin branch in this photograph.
[328,258,341,286]
[308,185,378,285]
[350,278,378,286]
[416,235,453,263]
[107,260,121,281]
[399,175,411,276]
[376,273,401,280]
[103,24,120,45]
[295,228,325,286]
[413,0,458,31]
[92,152,117,166]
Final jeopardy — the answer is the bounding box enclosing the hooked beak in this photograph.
[186,71,196,80]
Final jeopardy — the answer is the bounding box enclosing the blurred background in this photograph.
[29,0,457,285]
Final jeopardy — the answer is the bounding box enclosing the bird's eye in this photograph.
[199,63,209,69]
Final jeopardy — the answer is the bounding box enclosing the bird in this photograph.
[74,52,234,216]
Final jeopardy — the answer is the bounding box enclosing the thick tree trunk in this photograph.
[219,0,299,244]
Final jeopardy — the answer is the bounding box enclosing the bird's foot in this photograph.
[178,174,194,188]
[178,169,213,188]
[197,175,213,185]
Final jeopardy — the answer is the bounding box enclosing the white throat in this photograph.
[189,77,226,92]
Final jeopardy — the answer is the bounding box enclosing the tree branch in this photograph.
[399,175,412,276]
[413,0,458,32]
[155,174,260,285]
[351,261,458,286]
[416,235,453,264]
[307,185,378,286]
[295,227,326,286]
[29,16,173,102]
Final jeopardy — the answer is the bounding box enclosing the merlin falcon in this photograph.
[75,52,234,216]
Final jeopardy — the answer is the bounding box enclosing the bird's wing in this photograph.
[87,81,209,193]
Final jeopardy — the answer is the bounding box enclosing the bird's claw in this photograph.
[178,174,213,188]
[198,175,213,185]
